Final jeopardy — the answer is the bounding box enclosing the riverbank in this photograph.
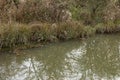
[0,21,94,51]
[0,21,120,52]
[0,0,120,52]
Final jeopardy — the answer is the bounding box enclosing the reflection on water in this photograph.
[0,34,120,80]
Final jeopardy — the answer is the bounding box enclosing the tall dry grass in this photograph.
[0,21,95,50]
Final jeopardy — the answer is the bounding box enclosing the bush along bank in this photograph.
[0,21,96,51]
[0,20,120,52]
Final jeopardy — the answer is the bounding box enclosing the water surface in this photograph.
[0,34,120,80]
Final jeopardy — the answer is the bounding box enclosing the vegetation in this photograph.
[0,0,120,51]
[0,21,95,50]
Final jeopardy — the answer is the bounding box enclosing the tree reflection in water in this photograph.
[0,34,120,80]
[78,35,120,80]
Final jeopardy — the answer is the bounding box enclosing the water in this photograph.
[0,34,120,80]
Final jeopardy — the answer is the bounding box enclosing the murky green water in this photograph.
[0,34,120,80]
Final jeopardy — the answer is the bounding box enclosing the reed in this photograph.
[0,21,95,50]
